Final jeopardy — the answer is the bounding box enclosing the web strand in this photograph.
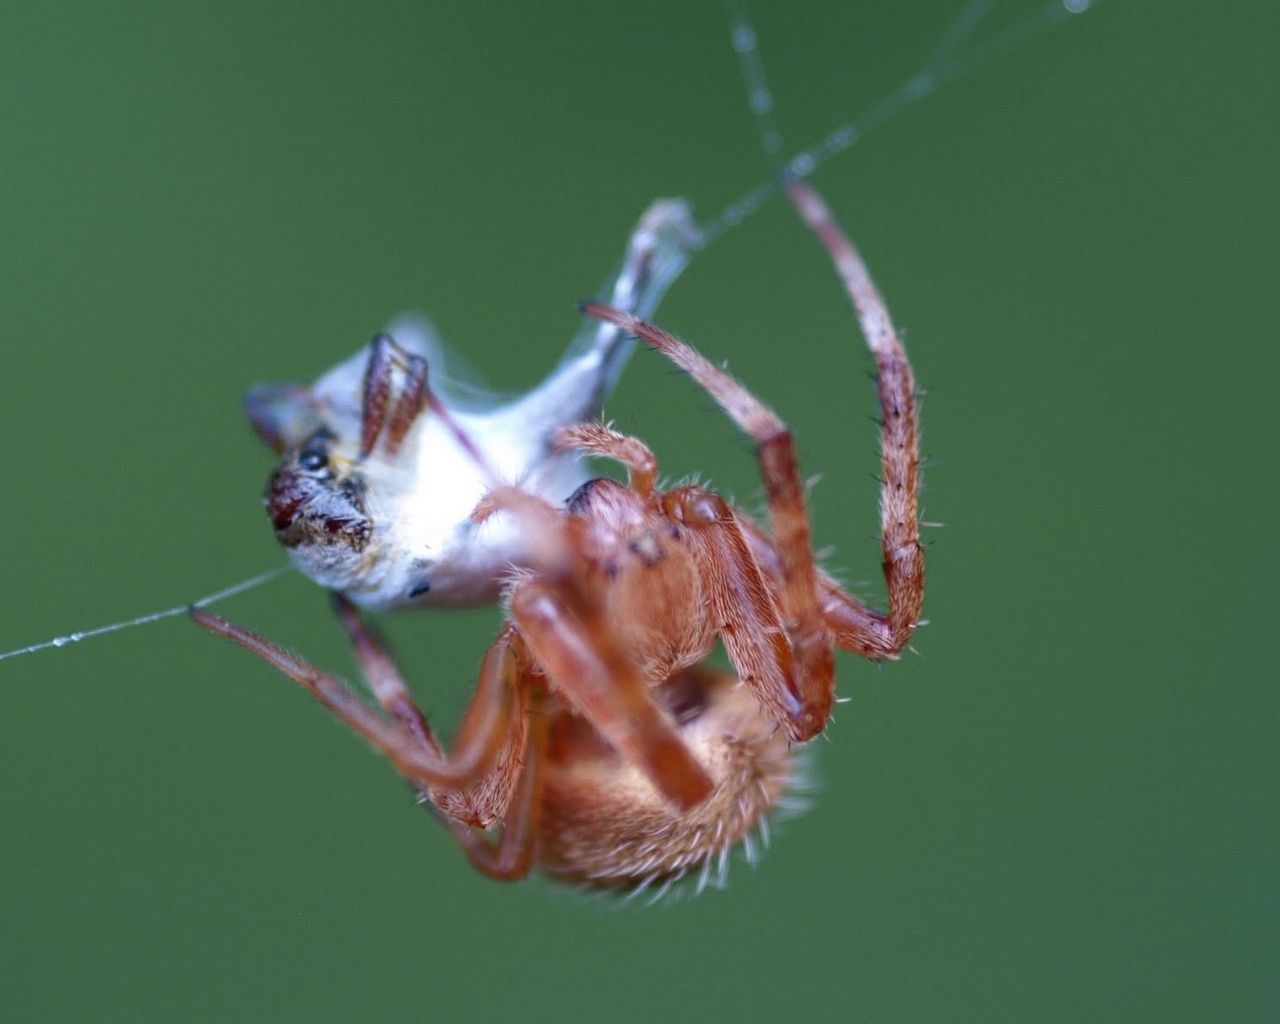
[700,0,1094,247]
[726,1,786,170]
[0,566,291,664]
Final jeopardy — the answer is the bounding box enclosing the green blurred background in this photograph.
[2,2,1275,1020]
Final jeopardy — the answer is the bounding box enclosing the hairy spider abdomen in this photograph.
[535,665,794,889]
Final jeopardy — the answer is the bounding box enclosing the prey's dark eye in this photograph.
[299,449,328,472]
[297,428,336,473]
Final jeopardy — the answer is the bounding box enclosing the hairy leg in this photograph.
[445,671,550,882]
[192,609,526,798]
[581,302,834,741]
[552,422,657,497]
[785,178,924,655]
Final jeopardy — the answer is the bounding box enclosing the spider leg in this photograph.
[552,422,657,496]
[477,470,716,812]
[586,175,927,664]
[663,488,830,741]
[785,178,924,656]
[551,423,817,732]
[510,576,715,812]
[330,593,438,750]
[329,597,534,829]
[191,608,524,796]
[581,303,834,742]
[736,515,918,661]
[445,672,550,882]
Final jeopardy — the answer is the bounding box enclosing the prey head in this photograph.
[265,426,371,556]
[244,333,430,602]
[239,199,701,609]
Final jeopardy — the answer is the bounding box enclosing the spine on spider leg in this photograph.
[786,179,924,650]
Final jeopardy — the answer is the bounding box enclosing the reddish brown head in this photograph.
[265,428,371,553]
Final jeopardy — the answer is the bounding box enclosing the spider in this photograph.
[193,179,925,890]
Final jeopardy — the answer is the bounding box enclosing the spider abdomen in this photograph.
[536,665,795,890]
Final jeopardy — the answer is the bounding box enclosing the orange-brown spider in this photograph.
[193,179,924,891]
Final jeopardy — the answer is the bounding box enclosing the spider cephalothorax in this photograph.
[196,179,925,891]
